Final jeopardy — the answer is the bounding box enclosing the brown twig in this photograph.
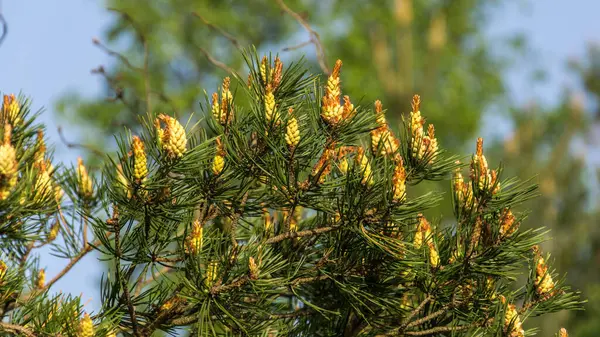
[282,40,312,51]
[197,45,237,75]
[0,11,7,49]
[401,295,432,328]
[0,322,35,337]
[405,307,447,329]
[92,39,143,72]
[404,324,472,336]
[57,126,105,157]
[42,240,97,291]
[266,225,340,244]
[274,0,329,75]
[192,12,241,49]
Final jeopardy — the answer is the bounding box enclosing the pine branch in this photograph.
[400,295,432,329]
[266,225,341,244]
[0,322,36,337]
[404,324,473,336]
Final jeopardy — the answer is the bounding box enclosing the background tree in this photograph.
[54,1,599,335]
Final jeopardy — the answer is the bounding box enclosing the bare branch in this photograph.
[274,0,329,75]
[197,45,237,75]
[266,225,341,244]
[192,12,241,49]
[57,126,105,157]
[0,322,35,337]
[0,12,7,49]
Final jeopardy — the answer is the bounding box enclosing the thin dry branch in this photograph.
[0,322,36,337]
[274,0,329,75]
[265,225,341,244]
[57,126,105,157]
[0,12,7,49]
[197,45,237,75]
[192,12,241,49]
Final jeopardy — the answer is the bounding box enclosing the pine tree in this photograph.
[0,51,582,336]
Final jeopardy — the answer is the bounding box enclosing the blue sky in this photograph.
[1,0,598,314]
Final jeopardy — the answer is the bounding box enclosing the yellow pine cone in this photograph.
[158,114,187,159]
[534,247,556,297]
[260,56,268,84]
[355,147,373,186]
[559,328,568,337]
[0,260,7,281]
[264,86,279,124]
[154,118,164,149]
[285,108,300,149]
[77,157,94,199]
[0,124,18,200]
[34,129,46,166]
[79,313,94,337]
[500,296,525,337]
[413,215,432,249]
[36,269,45,289]
[2,94,21,126]
[248,257,259,280]
[499,208,517,238]
[33,168,52,203]
[132,136,148,183]
[48,222,60,241]
[392,157,406,202]
[321,60,347,126]
[428,242,440,268]
[212,77,234,125]
[263,208,273,234]
[212,138,225,176]
[185,220,203,254]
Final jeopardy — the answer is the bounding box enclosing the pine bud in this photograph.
[409,95,438,163]
[48,222,60,241]
[428,242,440,268]
[79,313,94,337]
[356,147,373,186]
[0,124,18,200]
[285,108,300,149]
[212,137,225,176]
[260,56,268,84]
[0,260,7,282]
[206,261,218,287]
[77,157,94,199]
[34,129,46,166]
[453,164,464,204]
[33,168,52,203]
[392,157,406,202]
[413,215,431,249]
[248,257,259,280]
[131,136,148,184]
[321,60,346,126]
[185,219,203,255]
[157,114,187,159]
[263,208,273,235]
[533,246,556,297]
[212,77,234,125]
[264,85,279,124]
[500,295,525,337]
[2,94,21,126]
[36,269,45,289]
[559,328,568,337]
[499,208,517,238]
